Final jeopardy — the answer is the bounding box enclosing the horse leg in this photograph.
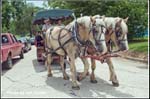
[68,53,80,90]
[59,56,69,80]
[90,59,97,83]
[106,58,119,86]
[47,54,53,77]
[77,58,89,81]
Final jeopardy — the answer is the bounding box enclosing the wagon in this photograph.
[32,9,75,64]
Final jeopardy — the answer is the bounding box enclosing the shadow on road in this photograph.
[32,59,70,73]
[1,58,21,76]
[32,59,46,73]
[136,65,148,69]
[45,76,134,98]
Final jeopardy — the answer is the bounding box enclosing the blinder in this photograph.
[115,25,127,45]
[92,24,106,44]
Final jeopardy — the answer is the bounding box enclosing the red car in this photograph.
[1,33,24,69]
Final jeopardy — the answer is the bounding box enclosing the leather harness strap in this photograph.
[45,21,96,56]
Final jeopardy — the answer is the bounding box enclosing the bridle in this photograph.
[115,25,128,45]
[92,24,106,45]
[106,24,127,52]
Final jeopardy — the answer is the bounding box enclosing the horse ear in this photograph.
[124,17,129,23]
[90,16,96,24]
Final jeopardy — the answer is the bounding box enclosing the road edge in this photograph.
[120,55,148,64]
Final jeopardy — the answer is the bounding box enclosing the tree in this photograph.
[2,0,14,32]
[47,0,148,40]
[2,0,42,37]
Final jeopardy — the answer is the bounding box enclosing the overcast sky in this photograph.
[26,0,47,8]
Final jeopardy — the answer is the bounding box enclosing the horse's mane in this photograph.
[115,17,128,34]
[104,17,116,30]
[65,16,92,29]
[95,18,106,27]
[103,17,128,34]
[93,15,128,34]
[121,19,128,34]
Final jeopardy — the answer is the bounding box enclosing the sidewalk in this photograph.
[118,52,148,64]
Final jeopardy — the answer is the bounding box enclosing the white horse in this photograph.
[79,15,129,86]
[93,15,129,51]
[45,16,107,90]
[77,18,108,81]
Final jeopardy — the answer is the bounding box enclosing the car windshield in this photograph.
[18,37,27,42]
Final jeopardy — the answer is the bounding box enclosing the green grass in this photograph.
[128,41,148,54]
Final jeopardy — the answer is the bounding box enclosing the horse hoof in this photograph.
[47,74,53,77]
[72,86,80,90]
[91,80,98,83]
[112,82,119,87]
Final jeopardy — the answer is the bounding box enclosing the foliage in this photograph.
[47,0,148,40]
[2,0,14,31]
[2,0,42,37]
[2,0,148,40]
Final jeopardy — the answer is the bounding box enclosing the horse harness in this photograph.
[93,24,106,45]
[45,21,97,56]
[106,24,127,52]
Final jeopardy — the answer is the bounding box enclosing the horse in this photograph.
[45,16,107,90]
[77,17,108,82]
[78,15,129,86]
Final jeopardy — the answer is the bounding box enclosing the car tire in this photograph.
[4,55,13,69]
[20,49,24,59]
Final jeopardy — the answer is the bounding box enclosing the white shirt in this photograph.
[57,24,65,28]
[42,24,51,32]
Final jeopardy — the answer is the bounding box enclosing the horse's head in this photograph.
[76,16,96,46]
[113,17,129,51]
[104,17,129,52]
[92,18,107,54]
[77,16,107,54]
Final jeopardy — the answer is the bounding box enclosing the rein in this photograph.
[80,52,120,63]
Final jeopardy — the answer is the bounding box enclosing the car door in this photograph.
[10,35,20,56]
[1,35,10,62]
[12,35,22,56]
[8,34,16,57]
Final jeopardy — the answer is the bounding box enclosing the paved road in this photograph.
[1,46,149,98]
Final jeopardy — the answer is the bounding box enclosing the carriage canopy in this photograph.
[32,9,74,25]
